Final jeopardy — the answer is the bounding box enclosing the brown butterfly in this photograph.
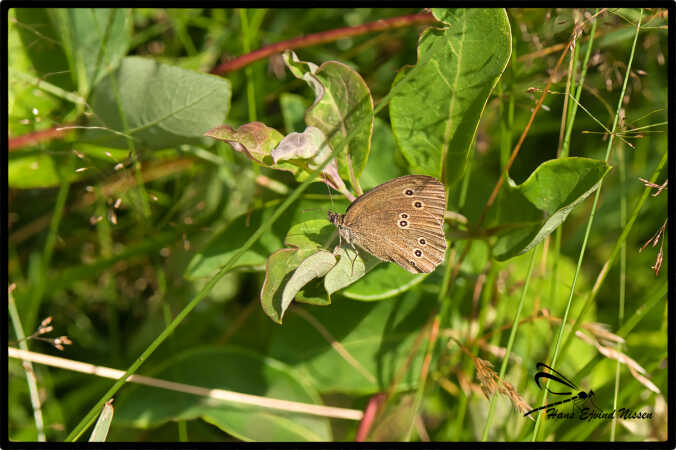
[328,175,447,273]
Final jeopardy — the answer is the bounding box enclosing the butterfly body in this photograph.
[328,175,447,273]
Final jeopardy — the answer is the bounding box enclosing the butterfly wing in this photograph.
[343,175,447,273]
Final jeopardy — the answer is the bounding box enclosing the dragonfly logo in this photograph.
[524,362,600,418]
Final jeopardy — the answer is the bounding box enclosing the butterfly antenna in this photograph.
[324,178,335,210]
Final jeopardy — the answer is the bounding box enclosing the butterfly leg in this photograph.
[348,242,360,276]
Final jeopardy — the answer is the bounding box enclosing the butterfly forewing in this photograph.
[341,175,447,273]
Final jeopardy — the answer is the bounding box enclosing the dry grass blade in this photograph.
[627,365,660,394]
[575,331,660,394]
[582,322,625,344]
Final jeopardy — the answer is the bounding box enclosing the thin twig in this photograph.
[9,125,72,151]
[211,12,436,75]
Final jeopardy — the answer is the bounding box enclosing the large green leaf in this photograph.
[114,346,331,441]
[83,56,231,150]
[390,8,511,186]
[268,291,437,394]
[492,157,612,260]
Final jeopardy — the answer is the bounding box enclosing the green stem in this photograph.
[240,9,258,123]
[482,248,537,441]
[532,8,642,440]
[28,169,70,331]
[8,292,46,441]
[610,141,628,441]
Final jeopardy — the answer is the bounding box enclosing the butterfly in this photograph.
[328,175,447,273]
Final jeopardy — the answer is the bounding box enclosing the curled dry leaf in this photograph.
[271,126,348,196]
[204,122,296,174]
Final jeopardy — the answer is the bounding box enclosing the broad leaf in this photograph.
[114,346,331,441]
[390,8,511,186]
[14,8,75,92]
[84,56,231,150]
[281,251,336,313]
[341,263,427,301]
[493,157,612,260]
[268,291,437,393]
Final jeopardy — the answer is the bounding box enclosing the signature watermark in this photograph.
[524,362,653,421]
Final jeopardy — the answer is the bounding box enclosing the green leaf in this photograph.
[324,246,382,297]
[390,8,511,186]
[83,56,231,150]
[114,346,331,441]
[281,251,336,315]
[283,219,336,251]
[260,219,336,323]
[13,9,131,99]
[341,263,427,301]
[283,51,374,188]
[261,249,315,324]
[53,9,132,95]
[295,277,330,306]
[9,10,63,137]
[268,290,436,394]
[493,157,612,260]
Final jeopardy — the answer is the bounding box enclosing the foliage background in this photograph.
[7,7,669,442]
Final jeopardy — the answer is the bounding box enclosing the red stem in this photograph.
[211,12,436,75]
[9,13,437,151]
[9,126,72,151]
[355,392,386,442]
